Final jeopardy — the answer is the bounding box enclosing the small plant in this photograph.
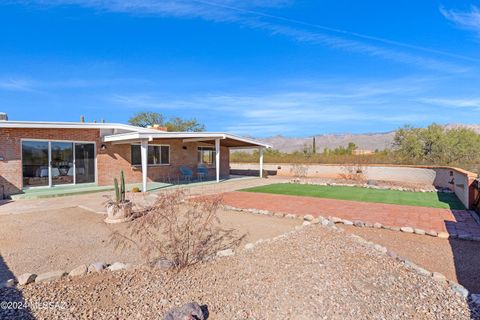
[110,189,245,269]
[105,171,133,224]
[131,186,141,193]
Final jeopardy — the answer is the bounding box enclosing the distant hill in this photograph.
[254,124,480,153]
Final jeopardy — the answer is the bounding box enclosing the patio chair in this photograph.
[179,166,193,183]
[197,164,208,181]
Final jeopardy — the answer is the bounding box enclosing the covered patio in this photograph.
[102,131,270,192]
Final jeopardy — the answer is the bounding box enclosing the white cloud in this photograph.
[419,97,480,109]
[441,5,480,35]
[0,78,35,91]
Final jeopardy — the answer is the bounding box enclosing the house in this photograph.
[0,115,269,198]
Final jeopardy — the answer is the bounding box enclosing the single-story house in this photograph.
[0,116,269,198]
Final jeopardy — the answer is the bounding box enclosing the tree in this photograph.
[128,112,165,128]
[165,117,205,132]
[128,112,205,132]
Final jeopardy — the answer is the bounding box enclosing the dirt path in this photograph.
[0,207,298,278]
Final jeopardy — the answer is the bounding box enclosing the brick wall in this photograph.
[0,128,100,197]
[97,139,230,186]
[0,128,231,197]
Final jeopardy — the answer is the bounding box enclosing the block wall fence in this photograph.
[230,162,478,209]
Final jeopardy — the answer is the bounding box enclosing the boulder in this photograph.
[69,265,88,277]
[373,222,383,229]
[425,230,438,237]
[35,270,67,283]
[18,273,37,285]
[302,221,311,226]
[353,220,365,227]
[400,227,414,233]
[414,228,426,235]
[342,219,353,226]
[216,249,234,257]
[108,262,127,272]
[303,215,314,221]
[450,283,469,298]
[244,243,255,250]
[432,272,447,282]
[330,217,343,223]
[285,214,297,219]
[164,302,205,320]
[438,232,450,239]
[88,262,106,273]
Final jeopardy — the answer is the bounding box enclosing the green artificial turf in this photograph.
[241,183,465,210]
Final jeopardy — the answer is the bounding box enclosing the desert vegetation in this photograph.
[110,189,245,269]
[231,124,480,172]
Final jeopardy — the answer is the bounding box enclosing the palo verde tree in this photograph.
[128,111,205,132]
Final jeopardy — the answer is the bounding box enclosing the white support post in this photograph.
[259,147,264,178]
[215,138,220,183]
[141,140,148,193]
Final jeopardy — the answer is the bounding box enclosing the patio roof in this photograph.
[102,131,271,149]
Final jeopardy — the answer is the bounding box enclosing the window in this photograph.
[131,145,170,165]
[198,146,215,167]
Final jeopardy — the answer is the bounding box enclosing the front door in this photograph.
[50,142,74,185]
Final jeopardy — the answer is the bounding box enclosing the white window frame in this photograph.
[20,138,97,189]
[131,144,170,166]
[197,146,216,168]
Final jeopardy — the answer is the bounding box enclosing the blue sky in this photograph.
[1,0,480,137]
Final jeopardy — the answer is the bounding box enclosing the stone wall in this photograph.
[230,162,477,208]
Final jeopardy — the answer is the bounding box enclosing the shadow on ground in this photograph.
[0,255,34,319]
[437,192,466,210]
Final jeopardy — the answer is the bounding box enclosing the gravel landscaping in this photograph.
[0,207,299,278]
[0,224,475,319]
[342,225,480,293]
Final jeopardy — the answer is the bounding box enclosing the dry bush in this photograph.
[339,164,367,181]
[110,189,245,269]
[291,163,308,182]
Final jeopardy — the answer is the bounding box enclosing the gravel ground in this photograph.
[0,207,299,277]
[0,225,474,319]
[342,225,480,293]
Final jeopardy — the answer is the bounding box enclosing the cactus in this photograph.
[120,171,126,202]
[114,178,120,203]
[113,171,127,204]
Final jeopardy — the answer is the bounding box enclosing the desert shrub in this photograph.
[339,164,367,181]
[110,189,244,269]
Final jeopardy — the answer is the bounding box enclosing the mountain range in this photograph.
[255,124,480,152]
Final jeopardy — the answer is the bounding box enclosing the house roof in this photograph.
[102,131,271,148]
[0,120,270,148]
[0,120,160,133]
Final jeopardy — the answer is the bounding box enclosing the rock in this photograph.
[302,221,311,226]
[69,265,88,277]
[389,226,401,231]
[274,212,284,218]
[244,243,255,250]
[164,302,205,320]
[438,232,450,239]
[373,244,387,254]
[216,249,234,257]
[18,273,37,285]
[88,262,106,273]
[432,272,447,282]
[285,214,297,219]
[364,222,373,228]
[425,230,438,237]
[400,227,414,233]
[303,215,314,221]
[35,270,67,283]
[5,278,16,287]
[353,220,365,227]
[330,217,343,223]
[450,283,469,298]
[154,259,175,270]
[414,228,425,235]
[342,219,353,226]
[387,251,398,259]
[108,262,127,272]
[373,222,383,229]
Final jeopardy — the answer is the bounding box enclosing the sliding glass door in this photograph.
[51,142,74,185]
[21,140,96,188]
[22,141,49,187]
[75,143,95,184]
